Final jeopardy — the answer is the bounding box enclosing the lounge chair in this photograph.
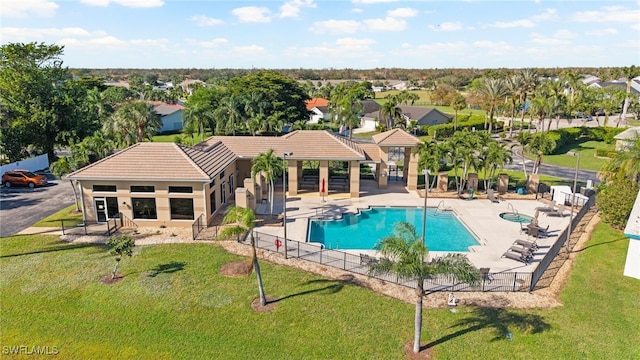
[487,189,500,203]
[535,200,556,212]
[513,239,539,251]
[547,204,567,217]
[502,251,531,264]
[359,253,378,266]
[509,245,534,256]
[479,267,493,283]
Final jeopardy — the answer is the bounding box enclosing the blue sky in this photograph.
[1,0,639,69]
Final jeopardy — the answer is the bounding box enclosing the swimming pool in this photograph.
[307,207,479,252]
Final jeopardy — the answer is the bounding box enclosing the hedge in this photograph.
[545,127,627,154]
[426,115,504,140]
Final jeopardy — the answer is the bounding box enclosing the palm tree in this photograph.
[504,75,525,138]
[451,94,467,132]
[479,140,513,190]
[379,99,402,129]
[215,94,244,135]
[527,132,556,174]
[417,140,445,191]
[477,77,507,134]
[620,65,640,124]
[104,100,162,146]
[600,138,640,185]
[369,222,480,354]
[251,149,284,216]
[518,69,538,133]
[218,206,268,306]
[529,94,552,133]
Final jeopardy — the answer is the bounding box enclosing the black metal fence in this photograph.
[529,194,596,291]
[251,230,532,292]
[192,214,205,240]
[60,212,138,236]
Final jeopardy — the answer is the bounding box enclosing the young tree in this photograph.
[218,206,267,306]
[369,222,480,354]
[106,235,135,280]
[450,94,467,132]
[251,149,284,216]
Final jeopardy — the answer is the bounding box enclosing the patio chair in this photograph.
[547,204,567,217]
[359,253,379,266]
[535,200,556,212]
[487,189,500,203]
[509,245,534,256]
[513,239,539,251]
[479,267,493,283]
[501,251,531,264]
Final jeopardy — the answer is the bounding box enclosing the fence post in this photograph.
[513,273,518,292]
[343,252,347,270]
[319,248,322,264]
[61,220,65,235]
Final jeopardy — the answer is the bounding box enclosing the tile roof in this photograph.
[305,98,329,110]
[372,128,420,146]
[154,103,184,116]
[199,130,366,161]
[68,142,225,182]
[614,126,640,140]
[361,100,381,114]
[358,143,381,162]
[398,106,452,121]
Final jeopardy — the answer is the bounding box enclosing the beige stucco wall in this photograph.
[78,163,238,227]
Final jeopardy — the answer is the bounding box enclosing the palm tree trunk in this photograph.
[268,181,274,215]
[250,234,267,306]
[521,146,528,179]
[413,282,424,353]
[69,180,80,212]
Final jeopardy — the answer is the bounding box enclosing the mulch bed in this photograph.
[100,274,124,284]
[220,261,252,277]
[404,341,434,360]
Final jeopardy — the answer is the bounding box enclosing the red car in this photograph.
[2,170,48,188]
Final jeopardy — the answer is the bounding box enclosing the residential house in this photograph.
[358,104,451,132]
[306,98,330,124]
[613,126,640,151]
[624,190,640,279]
[154,103,185,133]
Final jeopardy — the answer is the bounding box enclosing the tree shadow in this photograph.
[271,276,353,303]
[0,240,107,258]
[572,236,628,253]
[426,307,551,348]
[147,261,186,277]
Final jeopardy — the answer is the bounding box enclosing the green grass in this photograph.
[527,140,615,172]
[2,219,639,358]
[152,132,211,143]
[31,204,83,227]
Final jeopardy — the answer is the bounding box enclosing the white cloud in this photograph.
[60,36,128,49]
[190,15,224,27]
[387,7,418,18]
[530,32,570,45]
[363,17,406,31]
[232,6,271,23]
[310,19,361,34]
[279,0,316,19]
[335,37,376,49]
[283,37,376,60]
[632,24,640,31]
[489,19,535,28]
[572,6,640,23]
[554,29,575,39]
[352,0,398,4]
[352,8,363,13]
[186,38,228,48]
[472,40,513,55]
[0,27,108,42]
[428,22,462,31]
[230,45,266,56]
[1,0,58,18]
[585,28,618,36]
[530,8,558,22]
[81,0,165,7]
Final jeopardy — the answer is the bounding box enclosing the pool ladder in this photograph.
[507,202,519,216]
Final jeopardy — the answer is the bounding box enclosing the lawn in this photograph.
[2,217,639,358]
[526,140,615,172]
[31,204,83,227]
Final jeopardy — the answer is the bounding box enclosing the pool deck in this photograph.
[255,180,573,273]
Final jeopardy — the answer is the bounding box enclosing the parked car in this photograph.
[2,170,48,188]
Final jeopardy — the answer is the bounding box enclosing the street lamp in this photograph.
[565,151,580,255]
[421,169,431,246]
[283,152,293,259]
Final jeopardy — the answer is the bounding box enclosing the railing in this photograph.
[251,230,530,292]
[61,220,115,236]
[191,214,205,240]
[529,194,596,291]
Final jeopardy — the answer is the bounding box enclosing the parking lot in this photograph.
[0,175,75,237]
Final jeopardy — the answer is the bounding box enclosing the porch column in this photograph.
[349,161,360,198]
[319,160,329,197]
[406,147,418,190]
[378,147,389,189]
[288,160,298,196]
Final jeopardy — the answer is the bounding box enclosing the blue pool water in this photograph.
[307,207,479,251]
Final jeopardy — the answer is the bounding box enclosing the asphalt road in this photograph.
[0,178,75,238]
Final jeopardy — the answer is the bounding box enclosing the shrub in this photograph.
[597,180,639,228]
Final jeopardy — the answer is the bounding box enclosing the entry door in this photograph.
[221,182,227,204]
[94,198,108,223]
